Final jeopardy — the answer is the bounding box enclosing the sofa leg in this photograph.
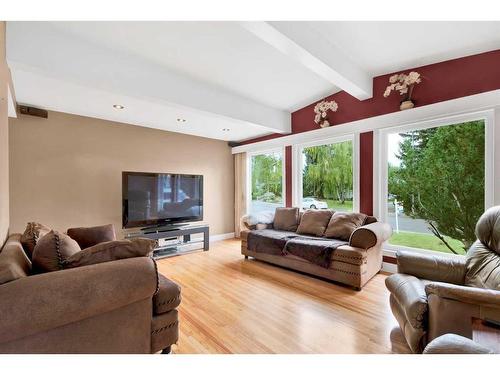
[244,255,248,259]
[161,346,171,354]
[353,286,362,291]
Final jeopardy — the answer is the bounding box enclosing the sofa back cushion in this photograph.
[20,222,51,259]
[273,207,300,231]
[296,209,333,237]
[0,234,32,285]
[465,240,500,290]
[32,230,81,273]
[324,212,368,240]
[62,238,156,269]
[67,224,116,249]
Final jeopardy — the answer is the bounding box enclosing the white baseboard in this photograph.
[382,262,397,273]
[209,232,235,242]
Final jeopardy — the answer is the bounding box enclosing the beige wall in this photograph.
[9,110,234,237]
[0,21,9,246]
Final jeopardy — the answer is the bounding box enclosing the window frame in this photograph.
[292,134,360,212]
[374,110,495,256]
[246,146,286,214]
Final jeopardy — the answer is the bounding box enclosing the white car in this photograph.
[302,197,328,210]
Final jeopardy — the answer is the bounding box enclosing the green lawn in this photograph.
[325,200,353,211]
[389,231,466,255]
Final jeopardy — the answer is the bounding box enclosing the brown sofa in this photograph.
[385,206,500,353]
[241,209,392,290]
[0,233,180,354]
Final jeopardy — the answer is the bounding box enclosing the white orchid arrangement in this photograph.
[313,100,338,128]
[383,71,422,99]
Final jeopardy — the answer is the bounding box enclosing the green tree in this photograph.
[303,141,353,204]
[251,154,282,201]
[390,121,485,251]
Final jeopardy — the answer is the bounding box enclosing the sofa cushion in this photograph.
[62,238,156,269]
[465,240,500,290]
[32,231,81,272]
[20,222,51,259]
[273,207,299,232]
[385,273,428,329]
[475,206,500,254]
[296,209,333,237]
[0,234,31,285]
[324,212,367,240]
[154,274,182,315]
[67,224,117,249]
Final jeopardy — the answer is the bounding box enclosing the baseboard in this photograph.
[210,232,235,242]
[382,262,397,273]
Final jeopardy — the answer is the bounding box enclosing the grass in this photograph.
[325,200,353,211]
[389,231,466,255]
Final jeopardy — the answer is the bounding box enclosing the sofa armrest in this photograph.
[349,222,392,249]
[385,273,428,329]
[397,250,466,285]
[0,257,158,344]
[425,282,500,308]
[423,334,494,354]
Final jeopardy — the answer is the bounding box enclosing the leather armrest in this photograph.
[349,222,392,249]
[425,282,500,308]
[397,250,466,285]
[385,273,428,329]
[0,257,158,344]
[423,334,494,354]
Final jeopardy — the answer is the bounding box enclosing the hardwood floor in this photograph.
[156,239,411,354]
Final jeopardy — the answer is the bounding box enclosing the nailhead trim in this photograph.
[152,321,178,335]
[54,232,64,270]
[156,296,180,307]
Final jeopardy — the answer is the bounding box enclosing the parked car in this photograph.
[302,197,328,209]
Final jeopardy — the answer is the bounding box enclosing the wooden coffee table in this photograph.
[472,318,500,353]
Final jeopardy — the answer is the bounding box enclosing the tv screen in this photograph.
[122,171,203,229]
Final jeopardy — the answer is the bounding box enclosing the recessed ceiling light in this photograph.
[222,128,230,132]
[176,118,187,123]
[113,104,125,110]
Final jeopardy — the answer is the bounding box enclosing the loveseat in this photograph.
[0,233,180,353]
[241,208,392,290]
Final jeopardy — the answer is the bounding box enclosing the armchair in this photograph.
[385,206,500,353]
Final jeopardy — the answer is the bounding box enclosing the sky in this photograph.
[388,133,403,167]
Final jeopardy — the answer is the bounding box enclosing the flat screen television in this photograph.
[122,171,203,229]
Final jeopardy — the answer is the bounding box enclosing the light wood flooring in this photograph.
[156,239,411,354]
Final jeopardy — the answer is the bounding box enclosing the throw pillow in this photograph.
[62,238,156,269]
[67,224,117,249]
[20,222,51,259]
[273,207,300,231]
[324,212,368,240]
[296,209,333,237]
[32,230,81,273]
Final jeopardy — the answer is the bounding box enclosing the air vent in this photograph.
[18,105,48,119]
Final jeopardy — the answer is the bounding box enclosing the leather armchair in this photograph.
[386,206,500,353]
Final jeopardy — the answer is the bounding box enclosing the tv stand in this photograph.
[141,223,187,234]
[126,224,209,259]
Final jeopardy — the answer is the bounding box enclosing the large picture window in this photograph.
[382,118,488,255]
[248,150,284,214]
[297,138,356,212]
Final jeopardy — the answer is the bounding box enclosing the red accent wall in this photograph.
[285,146,292,207]
[240,49,500,213]
[359,132,373,216]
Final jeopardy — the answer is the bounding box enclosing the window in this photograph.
[381,117,490,255]
[297,137,356,212]
[248,150,284,214]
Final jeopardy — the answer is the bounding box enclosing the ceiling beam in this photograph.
[241,21,373,101]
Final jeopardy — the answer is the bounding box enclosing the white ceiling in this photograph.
[7,21,500,142]
[306,21,500,76]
